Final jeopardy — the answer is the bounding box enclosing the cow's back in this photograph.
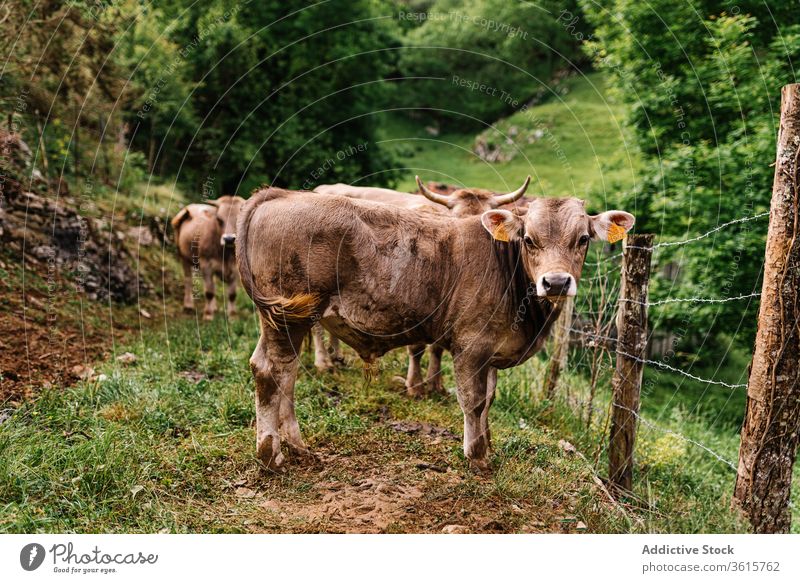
[173,204,219,261]
[240,189,457,353]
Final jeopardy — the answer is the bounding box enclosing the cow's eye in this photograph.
[523,235,535,248]
[579,234,590,246]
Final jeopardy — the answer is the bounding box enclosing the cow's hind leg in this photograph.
[311,324,334,371]
[181,257,194,313]
[330,335,344,364]
[202,264,217,321]
[425,344,445,395]
[224,272,238,318]
[406,343,427,397]
[250,323,307,469]
[454,358,493,473]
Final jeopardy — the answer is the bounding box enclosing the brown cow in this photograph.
[404,177,531,395]
[171,195,245,320]
[236,186,634,471]
[309,183,447,371]
[313,179,530,392]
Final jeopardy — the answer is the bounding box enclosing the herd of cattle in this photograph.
[171,179,635,472]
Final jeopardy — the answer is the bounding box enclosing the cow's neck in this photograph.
[491,239,559,363]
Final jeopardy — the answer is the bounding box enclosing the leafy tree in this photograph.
[154,0,400,194]
[581,0,800,353]
[397,0,584,128]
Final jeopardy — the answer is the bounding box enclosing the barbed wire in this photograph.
[565,326,748,389]
[612,403,738,472]
[621,292,762,307]
[614,350,748,389]
[631,211,771,251]
[585,210,771,265]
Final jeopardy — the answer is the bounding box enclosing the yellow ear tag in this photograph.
[607,222,627,244]
[493,224,510,242]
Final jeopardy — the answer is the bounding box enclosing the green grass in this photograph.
[378,72,640,208]
[0,296,750,533]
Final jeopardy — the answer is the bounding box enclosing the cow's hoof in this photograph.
[468,458,491,475]
[203,313,214,322]
[286,443,317,463]
[315,362,334,373]
[406,386,427,399]
[183,306,194,314]
[257,436,285,470]
[426,379,445,395]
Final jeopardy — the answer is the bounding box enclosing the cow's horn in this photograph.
[416,176,454,208]
[493,175,531,205]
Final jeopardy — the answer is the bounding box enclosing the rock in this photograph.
[127,226,154,246]
[441,524,470,534]
[71,364,95,380]
[558,439,577,455]
[235,487,257,499]
[116,352,137,365]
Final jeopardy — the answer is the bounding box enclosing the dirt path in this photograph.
[203,419,597,534]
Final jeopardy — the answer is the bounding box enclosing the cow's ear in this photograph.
[481,210,521,243]
[591,211,635,243]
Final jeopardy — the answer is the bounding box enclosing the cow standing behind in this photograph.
[236,186,633,471]
[309,183,449,371]
[314,178,531,397]
[171,195,245,320]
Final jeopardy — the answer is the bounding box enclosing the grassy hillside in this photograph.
[380,72,639,208]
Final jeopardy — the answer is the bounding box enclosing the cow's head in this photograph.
[208,195,245,248]
[480,191,635,299]
[416,176,530,218]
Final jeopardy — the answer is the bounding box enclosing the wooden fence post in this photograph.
[544,296,574,399]
[733,83,800,533]
[609,233,653,494]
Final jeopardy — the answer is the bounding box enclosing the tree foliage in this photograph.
[397,0,584,128]
[582,1,800,353]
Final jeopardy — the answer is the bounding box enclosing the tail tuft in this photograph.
[260,293,321,330]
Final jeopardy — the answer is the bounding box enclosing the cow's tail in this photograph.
[236,188,320,331]
[170,207,192,246]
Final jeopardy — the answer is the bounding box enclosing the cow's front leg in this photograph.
[181,258,194,313]
[485,367,497,450]
[426,344,445,394]
[202,265,216,321]
[454,358,493,472]
[406,343,427,397]
[312,324,334,371]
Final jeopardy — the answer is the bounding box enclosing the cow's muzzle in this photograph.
[221,234,236,246]
[536,272,576,298]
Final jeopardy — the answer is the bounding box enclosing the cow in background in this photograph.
[171,195,245,320]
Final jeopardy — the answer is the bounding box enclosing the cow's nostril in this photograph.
[541,277,551,291]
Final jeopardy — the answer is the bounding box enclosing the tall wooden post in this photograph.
[609,234,653,494]
[544,296,574,399]
[733,84,800,533]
